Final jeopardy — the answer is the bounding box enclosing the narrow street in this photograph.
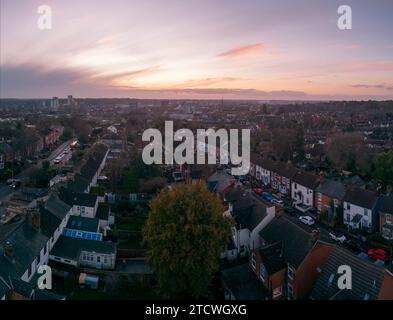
[0,139,74,203]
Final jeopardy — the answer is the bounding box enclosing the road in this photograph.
[0,139,74,203]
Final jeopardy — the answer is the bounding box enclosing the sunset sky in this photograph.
[1,0,393,100]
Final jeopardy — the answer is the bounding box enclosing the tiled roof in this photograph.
[258,241,287,275]
[59,187,97,207]
[310,245,386,300]
[344,188,379,209]
[292,172,320,189]
[221,263,269,300]
[259,216,314,268]
[50,236,116,261]
[380,195,393,213]
[315,179,346,200]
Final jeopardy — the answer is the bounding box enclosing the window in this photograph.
[287,266,294,280]
[287,283,293,300]
[294,183,297,189]
[259,264,266,282]
[251,253,256,269]
[386,214,392,224]
[273,286,282,299]
[318,193,322,201]
[346,203,350,210]
[97,256,101,263]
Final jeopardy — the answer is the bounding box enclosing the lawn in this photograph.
[113,220,144,232]
[118,239,145,249]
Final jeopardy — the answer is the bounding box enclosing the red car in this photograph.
[367,248,389,262]
[253,188,264,196]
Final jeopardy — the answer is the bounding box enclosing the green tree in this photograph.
[294,125,305,162]
[373,151,393,188]
[143,183,232,298]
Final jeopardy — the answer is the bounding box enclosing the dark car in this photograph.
[344,239,365,253]
[284,206,296,215]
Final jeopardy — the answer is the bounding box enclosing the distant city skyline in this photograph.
[1,0,393,100]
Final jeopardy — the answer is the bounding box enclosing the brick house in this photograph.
[380,195,393,240]
[271,163,298,196]
[314,179,346,224]
[258,216,325,300]
[250,241,287,299]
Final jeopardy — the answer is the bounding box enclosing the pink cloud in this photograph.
[218,43,280,59]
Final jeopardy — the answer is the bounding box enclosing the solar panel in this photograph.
[63,228,102,241]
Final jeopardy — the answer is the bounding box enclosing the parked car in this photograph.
[295,203,311,213]
[329,232,347,244]
[262,192,273,202]
[10,180,21,189]
[367,248,389,263]
[284,206,296,215]
[272,198,284,206]
[308,208,318,214]
[299,215,315,226]
[344,239,365,253]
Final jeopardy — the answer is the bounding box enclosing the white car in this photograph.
[272,199,284,206]
[299,215,315,226]
[329,232,347,244]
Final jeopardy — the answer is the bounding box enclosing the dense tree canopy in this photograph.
[373,151,393,188]
[143,183,232,298]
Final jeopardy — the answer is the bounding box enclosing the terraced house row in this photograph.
[250,152,393,238]
[0,143,115,300]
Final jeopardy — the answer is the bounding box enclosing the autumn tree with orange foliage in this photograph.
[143,182,233,299]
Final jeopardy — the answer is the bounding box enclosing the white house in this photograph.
[225,188,276,257]
[250,153,276,186]
[343,188,381,233]
[291,172,320,208]
[49,236,116,270]
[59,188,99,218]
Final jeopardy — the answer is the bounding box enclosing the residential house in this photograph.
[0,142,14,162]
[78,143,109,189]
[315,179,346,224]
[0,192,72,301]
[291,172,321,207]
[250,153,276,186]
[62,215,102,241]
[271,163,298,196]
[250,242,287,299]
[343,188,382,233]
[258,216,322,300]
[220,263,269,300]
[310,244,393,300]
[39,193,72,250]
[207,170,236,201]
[49,236,116,270]
[225,187,275,254]
[101,132,125,161]
[59,187,99,218]
[379,195,393,240]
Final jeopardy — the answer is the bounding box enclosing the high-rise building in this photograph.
[50,97,59,111]
[67,95,74,105]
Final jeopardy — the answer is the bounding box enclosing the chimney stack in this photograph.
[4,241,13,258]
